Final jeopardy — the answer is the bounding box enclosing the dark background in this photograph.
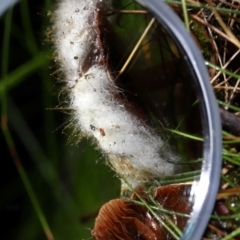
[0,1,120,239]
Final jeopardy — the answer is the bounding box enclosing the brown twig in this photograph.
[115,18,155,80]
[108,9,148,14]
[208,224,228,238]
[208,0,240,48]
[220,108,240,136]
[190,14,235,44]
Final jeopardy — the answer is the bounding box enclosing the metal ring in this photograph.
[136,0,222,239]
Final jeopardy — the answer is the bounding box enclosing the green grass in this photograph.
[1,0,240,239]
[0,1,120,239]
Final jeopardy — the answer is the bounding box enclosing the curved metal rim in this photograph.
[0,0,19,17]
[136,0,222,239]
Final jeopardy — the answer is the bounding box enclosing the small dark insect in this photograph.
[99,128,105,136]
[90,124,96,131]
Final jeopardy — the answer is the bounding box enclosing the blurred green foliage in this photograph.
[0,0,120,239]
[1,0,240,239]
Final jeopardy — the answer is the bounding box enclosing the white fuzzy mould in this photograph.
[54,0,179,188]
[53,0,110,87]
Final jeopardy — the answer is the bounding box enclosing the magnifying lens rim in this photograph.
[136,0,222,239]
[0,0,221,239]
[0,0,19,16]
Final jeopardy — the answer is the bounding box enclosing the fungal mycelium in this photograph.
[52,0,179,189]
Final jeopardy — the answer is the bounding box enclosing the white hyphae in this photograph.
[53,0,179,188]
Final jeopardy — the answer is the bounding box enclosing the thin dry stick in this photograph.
[211,49,240,84]
[207,2,221,21]
[223,40,229,106]
[190,14,240,84]
[219,0,240,10]
[109,9,148,14]
[186,0,201,4]
[214,67,240,87]
[229,1,238,27]
[208,0,240,49]
[218,187,240,199]
[115,18,155,80]
[223,10,231,106]
[203,13,227,81]
[229,78,240,96]
[214,86,240,90]
[208,224,228,238]
[190,14,234,44]
[190,5,205,22]
[227,1,240,105]
[223,136,240,140]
